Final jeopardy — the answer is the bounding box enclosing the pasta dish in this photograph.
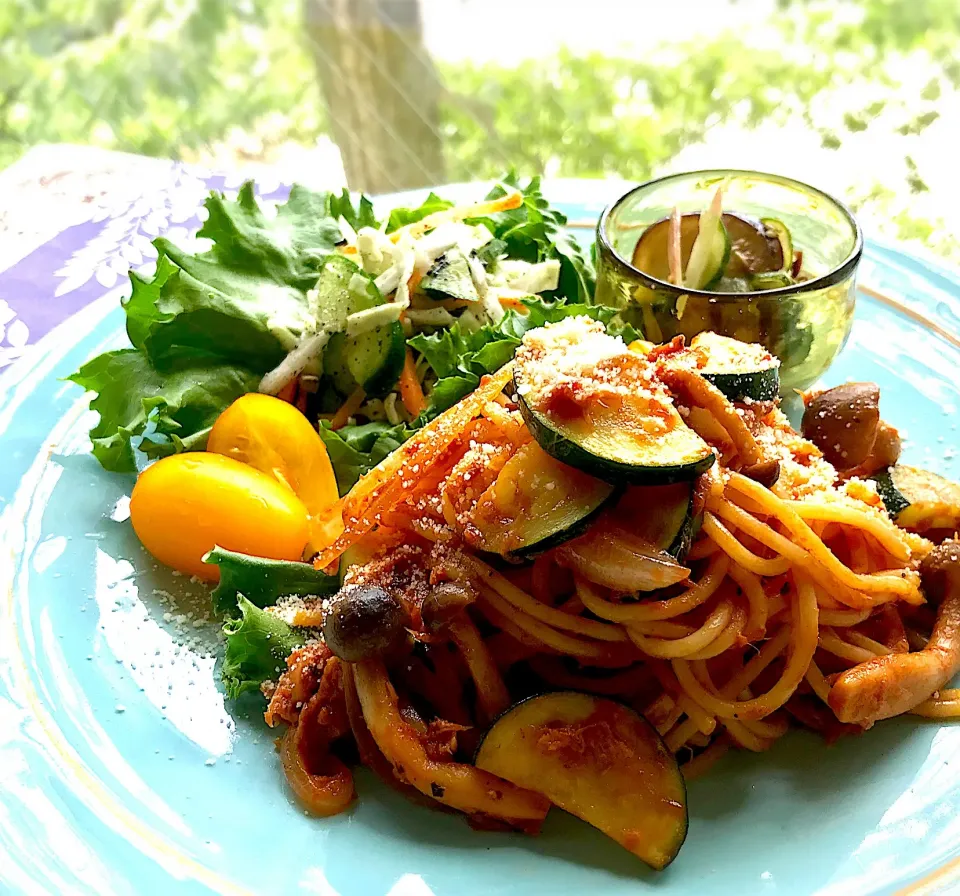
[262,318,960,869]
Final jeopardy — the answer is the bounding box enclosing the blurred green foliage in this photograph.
[1,0,323,164]
[2,0,957,257]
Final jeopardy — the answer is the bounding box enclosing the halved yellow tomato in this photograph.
[207,393,339,517]
[130,452,310,581]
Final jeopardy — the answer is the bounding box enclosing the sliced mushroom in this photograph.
[420,582,477,634]
[919,540,960,607]
[828,540,960,725]
[846,421,902,478]
[741,459,781,488]
[322,585,408,662]
[801,383,881,469]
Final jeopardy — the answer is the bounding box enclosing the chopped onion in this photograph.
[258,330,331,395]
[393,245,417,311]
[374,264,401,296]
[467,252,489,298]
[345,304,404,337]
[503,259,561,294]
[558,526,689,593]
[404,307,459,328]
[417,223,461,259]
[478,287,507,324]
[357,226,396,277]
[383,392,402,425]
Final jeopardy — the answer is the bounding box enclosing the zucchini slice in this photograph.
[420,248,479,303]
[613,482,700,560]
[760,217,793,273]
[687,331,780,402]
[631,212,781,287]
[338,543,378,585]
[474,692,688,870]
[631,213,699,282]
[514,318,715,486]
[724,214,785,278]
[873,465,960,538]
[470,442,617,559]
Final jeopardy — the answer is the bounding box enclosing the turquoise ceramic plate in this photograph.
[3,181,960,896]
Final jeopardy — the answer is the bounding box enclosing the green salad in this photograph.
[70,174,637,492]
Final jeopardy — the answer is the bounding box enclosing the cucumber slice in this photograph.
[323,332,357,397]
[514,318,715,486]
[474,692,688,870]
[683,196,729,290]
[323,321,405,400]
[470,442,617,559]
[351,323,406,399]
[313,255,406,399]
[613,482,700,560]
[688,331,780,402]
[312,254,381,331]
[747,271,794,291]
[873,465,960,538]
[420,248,479,302]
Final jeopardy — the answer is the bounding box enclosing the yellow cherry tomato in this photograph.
[207,393,339,517]
[130,452,310,581]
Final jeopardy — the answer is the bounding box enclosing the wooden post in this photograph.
[304,0,445,193]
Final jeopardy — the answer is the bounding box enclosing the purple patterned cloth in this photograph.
[0,149,291,373]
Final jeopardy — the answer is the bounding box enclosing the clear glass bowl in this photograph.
[595,170,863,391]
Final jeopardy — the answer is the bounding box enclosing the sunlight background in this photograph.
[4,0,958,259]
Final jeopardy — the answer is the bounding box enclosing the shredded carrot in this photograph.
[497,290,531,311]
[407,267,424,295]
[398,349,426,418]
[330,386,366,431]
[313,364,514,569]
[276,379,298,404]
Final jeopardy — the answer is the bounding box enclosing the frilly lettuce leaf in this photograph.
[327,188,379,232]
[68,348,261,472]
[317,420,411,494]
[385,191,454,232]
[469,173,595,304]
[221,596,307,699]
[205,546,339,617]
[70,183,343,471]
